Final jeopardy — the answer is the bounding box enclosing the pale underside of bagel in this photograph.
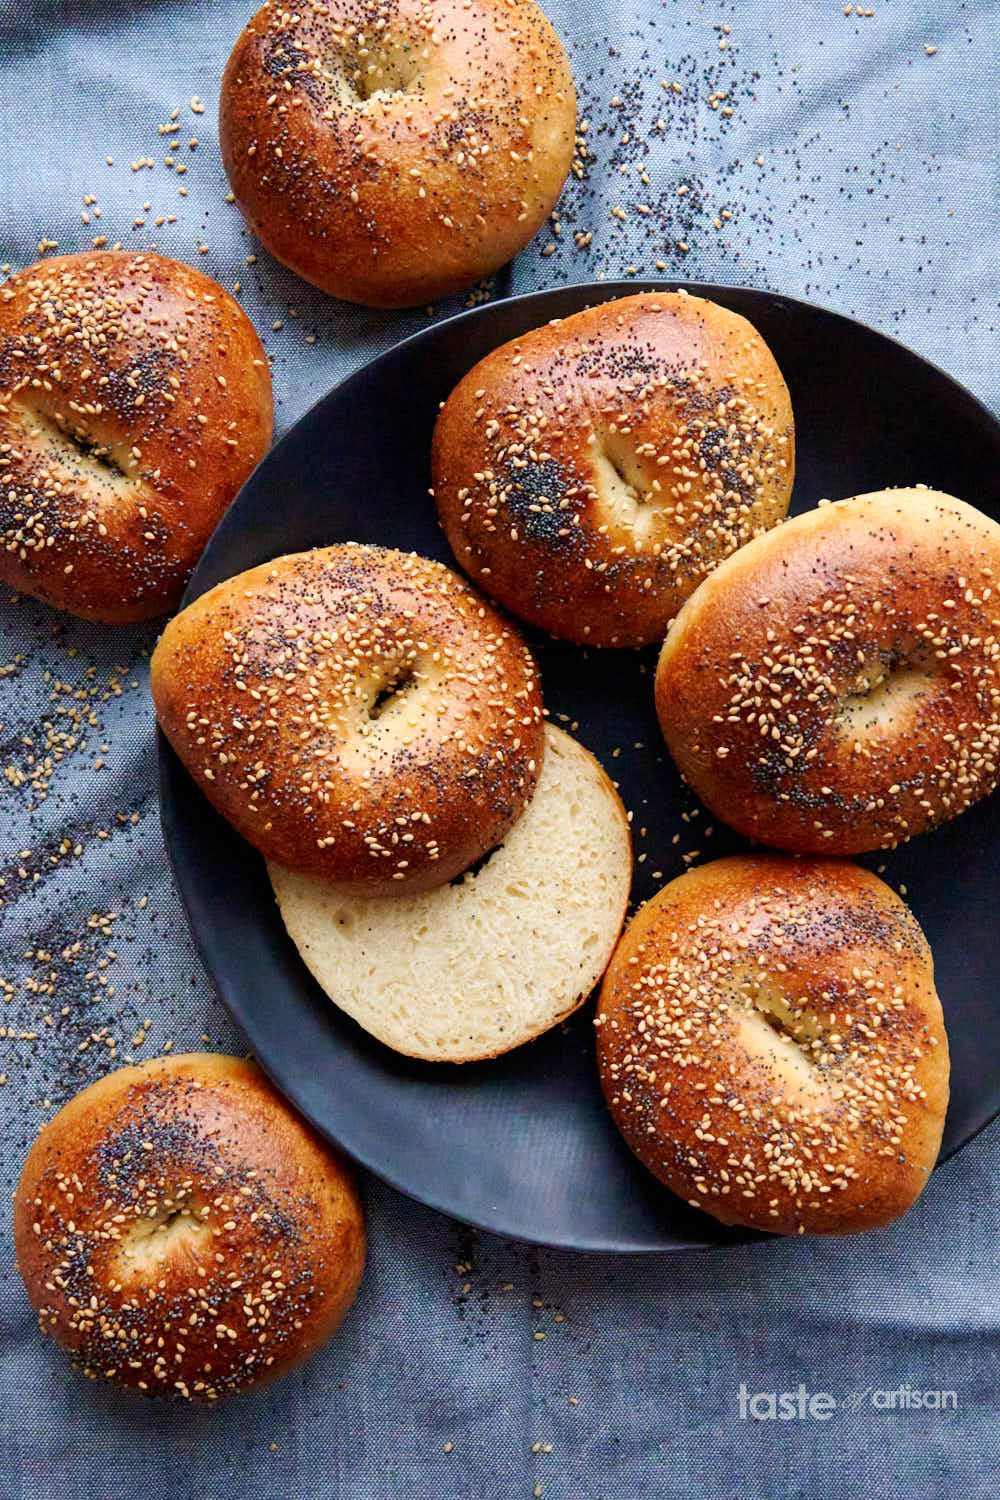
[268,725,633,1062]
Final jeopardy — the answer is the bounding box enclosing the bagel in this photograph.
[269,724,632,1061]
[655,487,1000,853]
[0,252,273,622]
[595,856,949,1236]
[432,291,795,646]
[13,1054,365,1400]
[151,543,545,891]
[219,0,576,308]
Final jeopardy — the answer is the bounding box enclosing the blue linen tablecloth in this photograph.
[0,2,998,1496]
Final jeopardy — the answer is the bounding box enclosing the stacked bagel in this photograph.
[151,541,633,1062]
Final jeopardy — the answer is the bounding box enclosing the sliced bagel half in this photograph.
[268,725,633,1062]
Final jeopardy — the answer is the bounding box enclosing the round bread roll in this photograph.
[432,291,794,646]
[655,487,1000,853]
[219,0,576,308]
[596,856,949,1236]
[151,543,545,892]
[0,252,273,622]
[13,1054,365,1400]
[269,724,632,1061]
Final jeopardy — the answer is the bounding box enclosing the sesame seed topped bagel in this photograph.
[13,1054,365,1400]
[0,252,273,622]
[219,0,577,308]
[432,291,795,646]
[151,543,545,892]
[595,856,949,1236]
[655,487,1000,854]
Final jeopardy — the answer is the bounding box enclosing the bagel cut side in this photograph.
[269,725,633,1061]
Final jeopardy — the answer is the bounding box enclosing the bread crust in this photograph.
[151,543,545,891]
[219,0,576,307]
[596,856,949,1236]
[0,252,273,621]
[655,487,1000,853]
[432,291,794,645]
[13,1053,365,1400]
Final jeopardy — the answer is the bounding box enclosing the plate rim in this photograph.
[159,277,1000,1253]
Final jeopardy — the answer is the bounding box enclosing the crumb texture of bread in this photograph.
[269,725,633,1061]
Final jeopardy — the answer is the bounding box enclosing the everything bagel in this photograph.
[219,0,577,307]
[0,252,272,622]
[655,487,1000,853]
[432,291,795,646]
[151,543,545,892]
[14,1054,365,1400]
[595,856,949,1236]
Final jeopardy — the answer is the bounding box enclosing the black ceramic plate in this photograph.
[159,281,1000,1252]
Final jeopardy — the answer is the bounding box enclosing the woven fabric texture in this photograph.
[0,2,997,1497]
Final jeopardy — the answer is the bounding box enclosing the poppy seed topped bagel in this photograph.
[151,543,545,892]
[219,0,577,307]
[432,291,795,646]
[595,856,949,1236]
[655,487,1000,853]
[14,1054,365,1400]
[0,252,273,622]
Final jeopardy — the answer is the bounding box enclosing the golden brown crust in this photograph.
[432,291,794,646]
[595,856,949,1236]
[655,488,1000,853]
[0,252,273,622]
[13,1054,365,1400]
[151,542,546,891]
[219,0,576,308]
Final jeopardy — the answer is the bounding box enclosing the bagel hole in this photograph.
[328,38,423,105]
[838,648,936,735]
[590,429,663,540]
[12,402,133,487]
[737,983,821,1087]
[368,663,416,721]
[59,425,126,476]
[120,1200,210,1270]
